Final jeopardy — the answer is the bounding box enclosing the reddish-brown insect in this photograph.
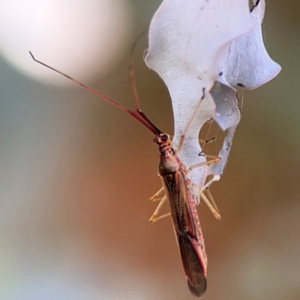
[29,47,220,297]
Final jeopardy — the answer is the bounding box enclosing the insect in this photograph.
[29,46,221,297]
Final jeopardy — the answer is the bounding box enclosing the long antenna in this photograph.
[29,50,162,135]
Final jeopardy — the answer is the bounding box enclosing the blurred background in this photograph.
[0,0,299,299]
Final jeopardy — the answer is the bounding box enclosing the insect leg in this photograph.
[199,137,216,148]
[149,187,164,202]
[204,187,220,217]
[150,213,171,223]
[190,182,221,220]
[149,196,171,223]
[188,157,220,171]
[189,159,221,218]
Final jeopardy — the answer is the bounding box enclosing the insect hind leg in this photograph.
[190,182,221,220]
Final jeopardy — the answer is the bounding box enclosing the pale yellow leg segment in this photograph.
[199,137,216,146]
[188,158,221,219]
[190,182,221,220]
[204,187,221,218]
[150,213,171,223]
[188,157,220,171]
[149,187,164,202]
[199,154,219,159]
[149,196,171,223]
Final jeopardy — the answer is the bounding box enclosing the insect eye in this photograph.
[161,134,168,142]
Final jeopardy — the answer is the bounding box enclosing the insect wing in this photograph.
[161,171,207,297]
[178,172,207,297]
[179,233,207,297]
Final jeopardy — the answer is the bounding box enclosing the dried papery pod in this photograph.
[145,0,254,187]
[209,0,281,177]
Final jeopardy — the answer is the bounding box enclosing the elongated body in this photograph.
[155,133,207,297]
[30,51,220,297]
